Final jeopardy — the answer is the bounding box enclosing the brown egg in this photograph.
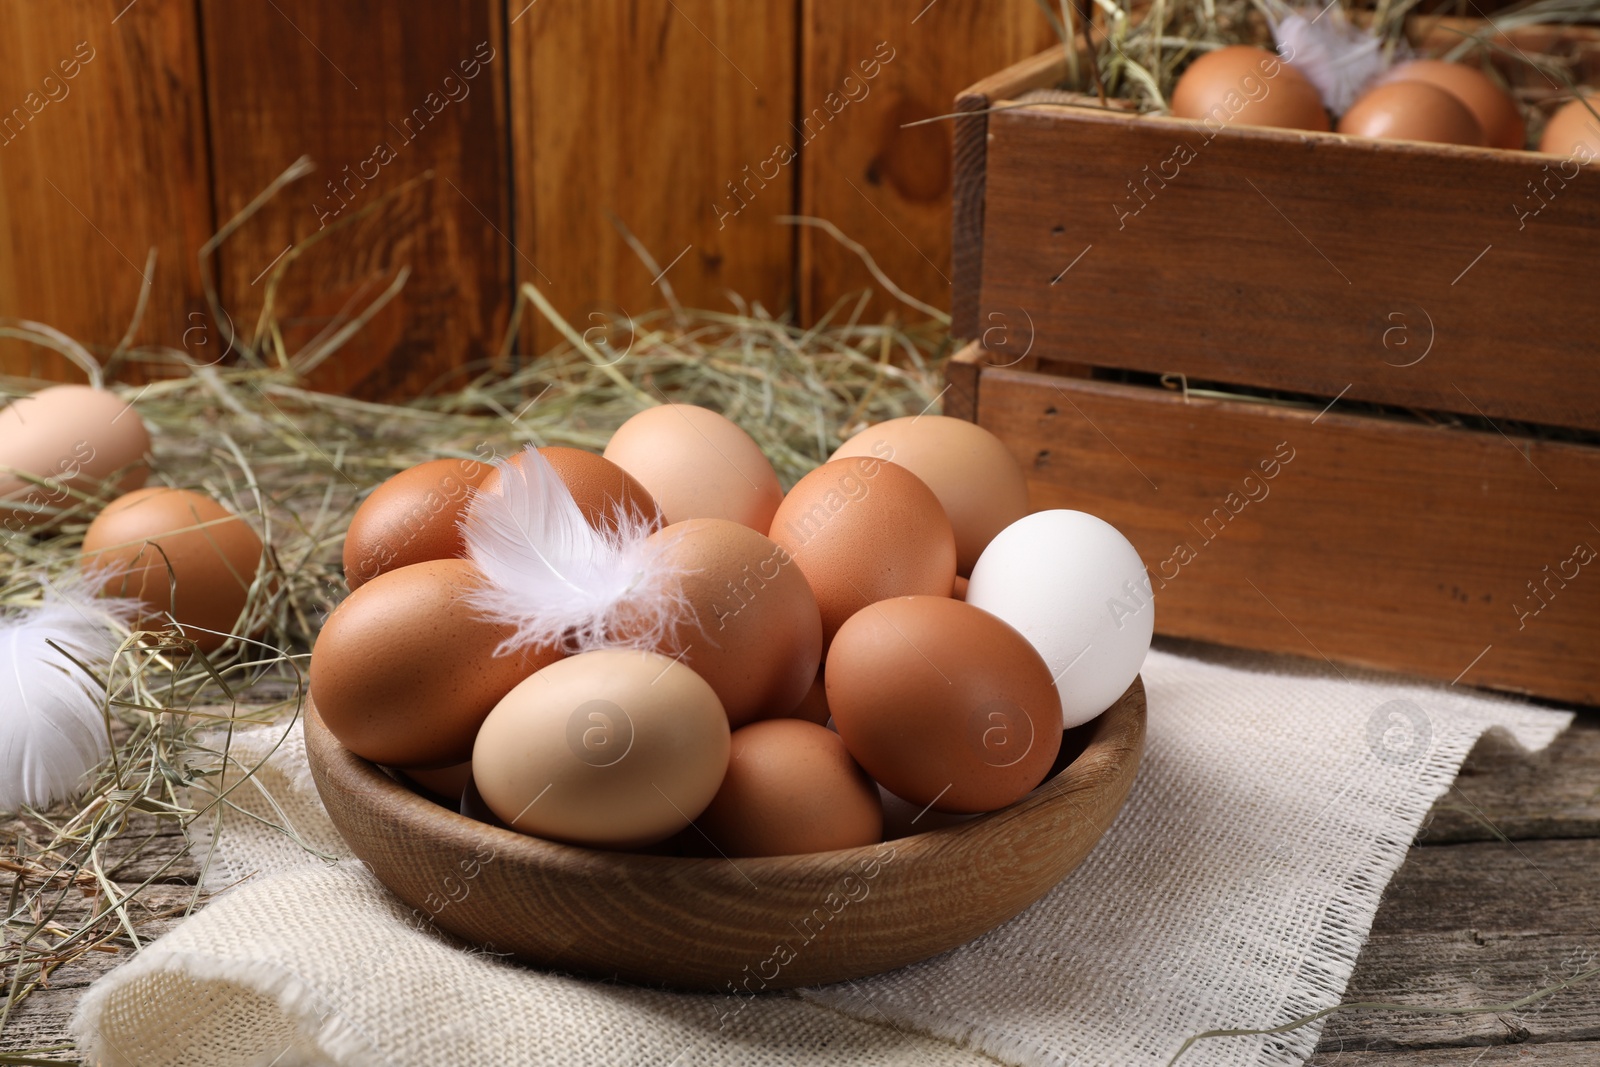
[81,487,262,653]
[399,762,473,804]
[696,719,882,857]
[1540,95,1600,157]
[1338,81,1484,146]
[952,575,969,601]
[826,596,1061,814]
[1171,45,1330,132]
[640,518,822,727]
[310,558,560,767]
[603,404,782,531]
[768,457,956,648]
[761,670,831,727]
[0,385,150,530]
[481,446,662,532]
[1381,59,1524,150]
[831,416,1029,576]
[472,649,730,849]
[344,457,493,590]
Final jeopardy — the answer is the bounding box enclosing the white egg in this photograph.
[966,510,1153,728]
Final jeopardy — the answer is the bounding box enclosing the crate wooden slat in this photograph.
[952,342,1600,704]
[979,103,1600,432]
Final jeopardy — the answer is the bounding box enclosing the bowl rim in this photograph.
[305,676,1147,878]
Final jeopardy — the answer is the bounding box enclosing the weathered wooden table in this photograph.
[4,716,1596,1064]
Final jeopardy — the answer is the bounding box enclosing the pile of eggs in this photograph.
[1170,44,1597,154]
[0,383,264,652]
[310,406,1155,857]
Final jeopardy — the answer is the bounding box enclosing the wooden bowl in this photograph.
[304,677,1146,991]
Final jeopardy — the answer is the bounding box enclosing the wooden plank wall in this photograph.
[0,1,1055,398]
[511,0,797,355]
[798,0,1056,323]
[0,0,212,382]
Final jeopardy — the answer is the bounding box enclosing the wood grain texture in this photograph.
[951,48,1070,342]
[201,0,510,400]
[975,21,1600,433]
[972,364,1600,704]
[0,0,211,381]
[799,0,1056,324]
[1319,836,1600,1055]
[303,681,1145,991]
[512,1,796,355]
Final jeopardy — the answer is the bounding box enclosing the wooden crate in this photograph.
[948,18,1600,704]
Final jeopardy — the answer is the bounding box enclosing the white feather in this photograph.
[0,579,134,812]
[461,446,684,655]
[1273,7,1405,115]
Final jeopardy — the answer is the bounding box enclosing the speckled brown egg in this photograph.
[831,415,1029,576]
[1380,59,1524,150]
[1540,95,1600,156]
[482,446,661,532]
[768,457,956,648]
[1339,81,1484,145]
[344,457,493,590]
[639,518,822,727]
[603,404,783,531]
[826,596,1061,813]
[310,558,560,767]
[81,486,262,653]
[1171,45,1331,132]
[696,719,882,857]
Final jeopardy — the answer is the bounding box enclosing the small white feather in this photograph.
[1274,7,1404,115]
[461,446,684,655]
[1,579,134,813]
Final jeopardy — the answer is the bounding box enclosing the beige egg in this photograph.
[81,487,262,653]
[831,415,1030,576]
[603,404,782,531]
[0,385,149,531]
[473,649,731,849]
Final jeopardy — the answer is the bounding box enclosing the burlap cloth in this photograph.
[72,642,1572,1067]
